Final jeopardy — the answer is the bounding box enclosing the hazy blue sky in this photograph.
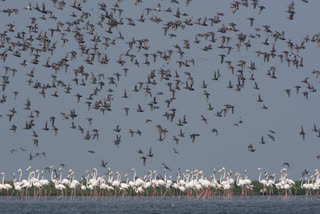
[0,0,320,180]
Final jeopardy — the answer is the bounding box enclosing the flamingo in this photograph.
[120,173,129,197]
[13,173,23,198]
[99,176,109,199]
[86,172,95,198]
[54,179,66,198]
[244,170,252,186]
[60,168,71,186]
[21,167,33,200]
[50,166,66,198]
[80,176,87,199]
[135,173,145,188]
[258,168,268,197]
[69,171,80,199]
[198,171,210,199]
[210,169,221,198]
[111,171,121,197]
[219,168,232,199]
[313,169,320,197]
[88,168,99,198]
[185,170,195,198]
[134,186,144,199]
[129,168,144,197]
[151,170,160,197]
[266,173,276,197]
[143,170,152,196]
[30,170,43,199]
[178,170,187,196]
[301,175,312,199]
[235,172,247,198]
[0,172,13,199]
[164,173,173,197]
[171,170,181,197]
[39,170,49,199]
[157,169,166,197]
[128,168,136,190]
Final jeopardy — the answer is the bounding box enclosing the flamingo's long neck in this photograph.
[51,170,54,181]
[32,172,36,184]
[258,170,262,182]
[94,169,97,180]
[316,173,320,182]
[226,173,230,182]
[154,171,157,180]
[19,171,22,182]
[86,174,89,187]
[236,174,240,186]
[2,173,5,184]
[201,173,204,180]
[189,172,193,182]
[108,173,112,183]
[279,172,284,181]
[244,170,248,179]
[28,171,32,182]
[133,170,136,183]
[149,173,152,182]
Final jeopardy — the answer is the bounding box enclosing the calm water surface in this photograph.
[0,196,319,214]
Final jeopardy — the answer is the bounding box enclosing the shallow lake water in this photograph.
[0,196,319,214]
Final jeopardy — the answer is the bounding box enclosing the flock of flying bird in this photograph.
[0,0,320,179]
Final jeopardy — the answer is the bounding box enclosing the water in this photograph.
[0,196,319,214]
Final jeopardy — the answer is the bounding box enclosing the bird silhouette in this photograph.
[300,126,306,141]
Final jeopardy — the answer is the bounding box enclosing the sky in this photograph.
[0,0,320,180]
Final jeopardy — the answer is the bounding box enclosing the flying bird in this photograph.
[300,126,306,141]
[248,144,256,152]
[101,160,108,168]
